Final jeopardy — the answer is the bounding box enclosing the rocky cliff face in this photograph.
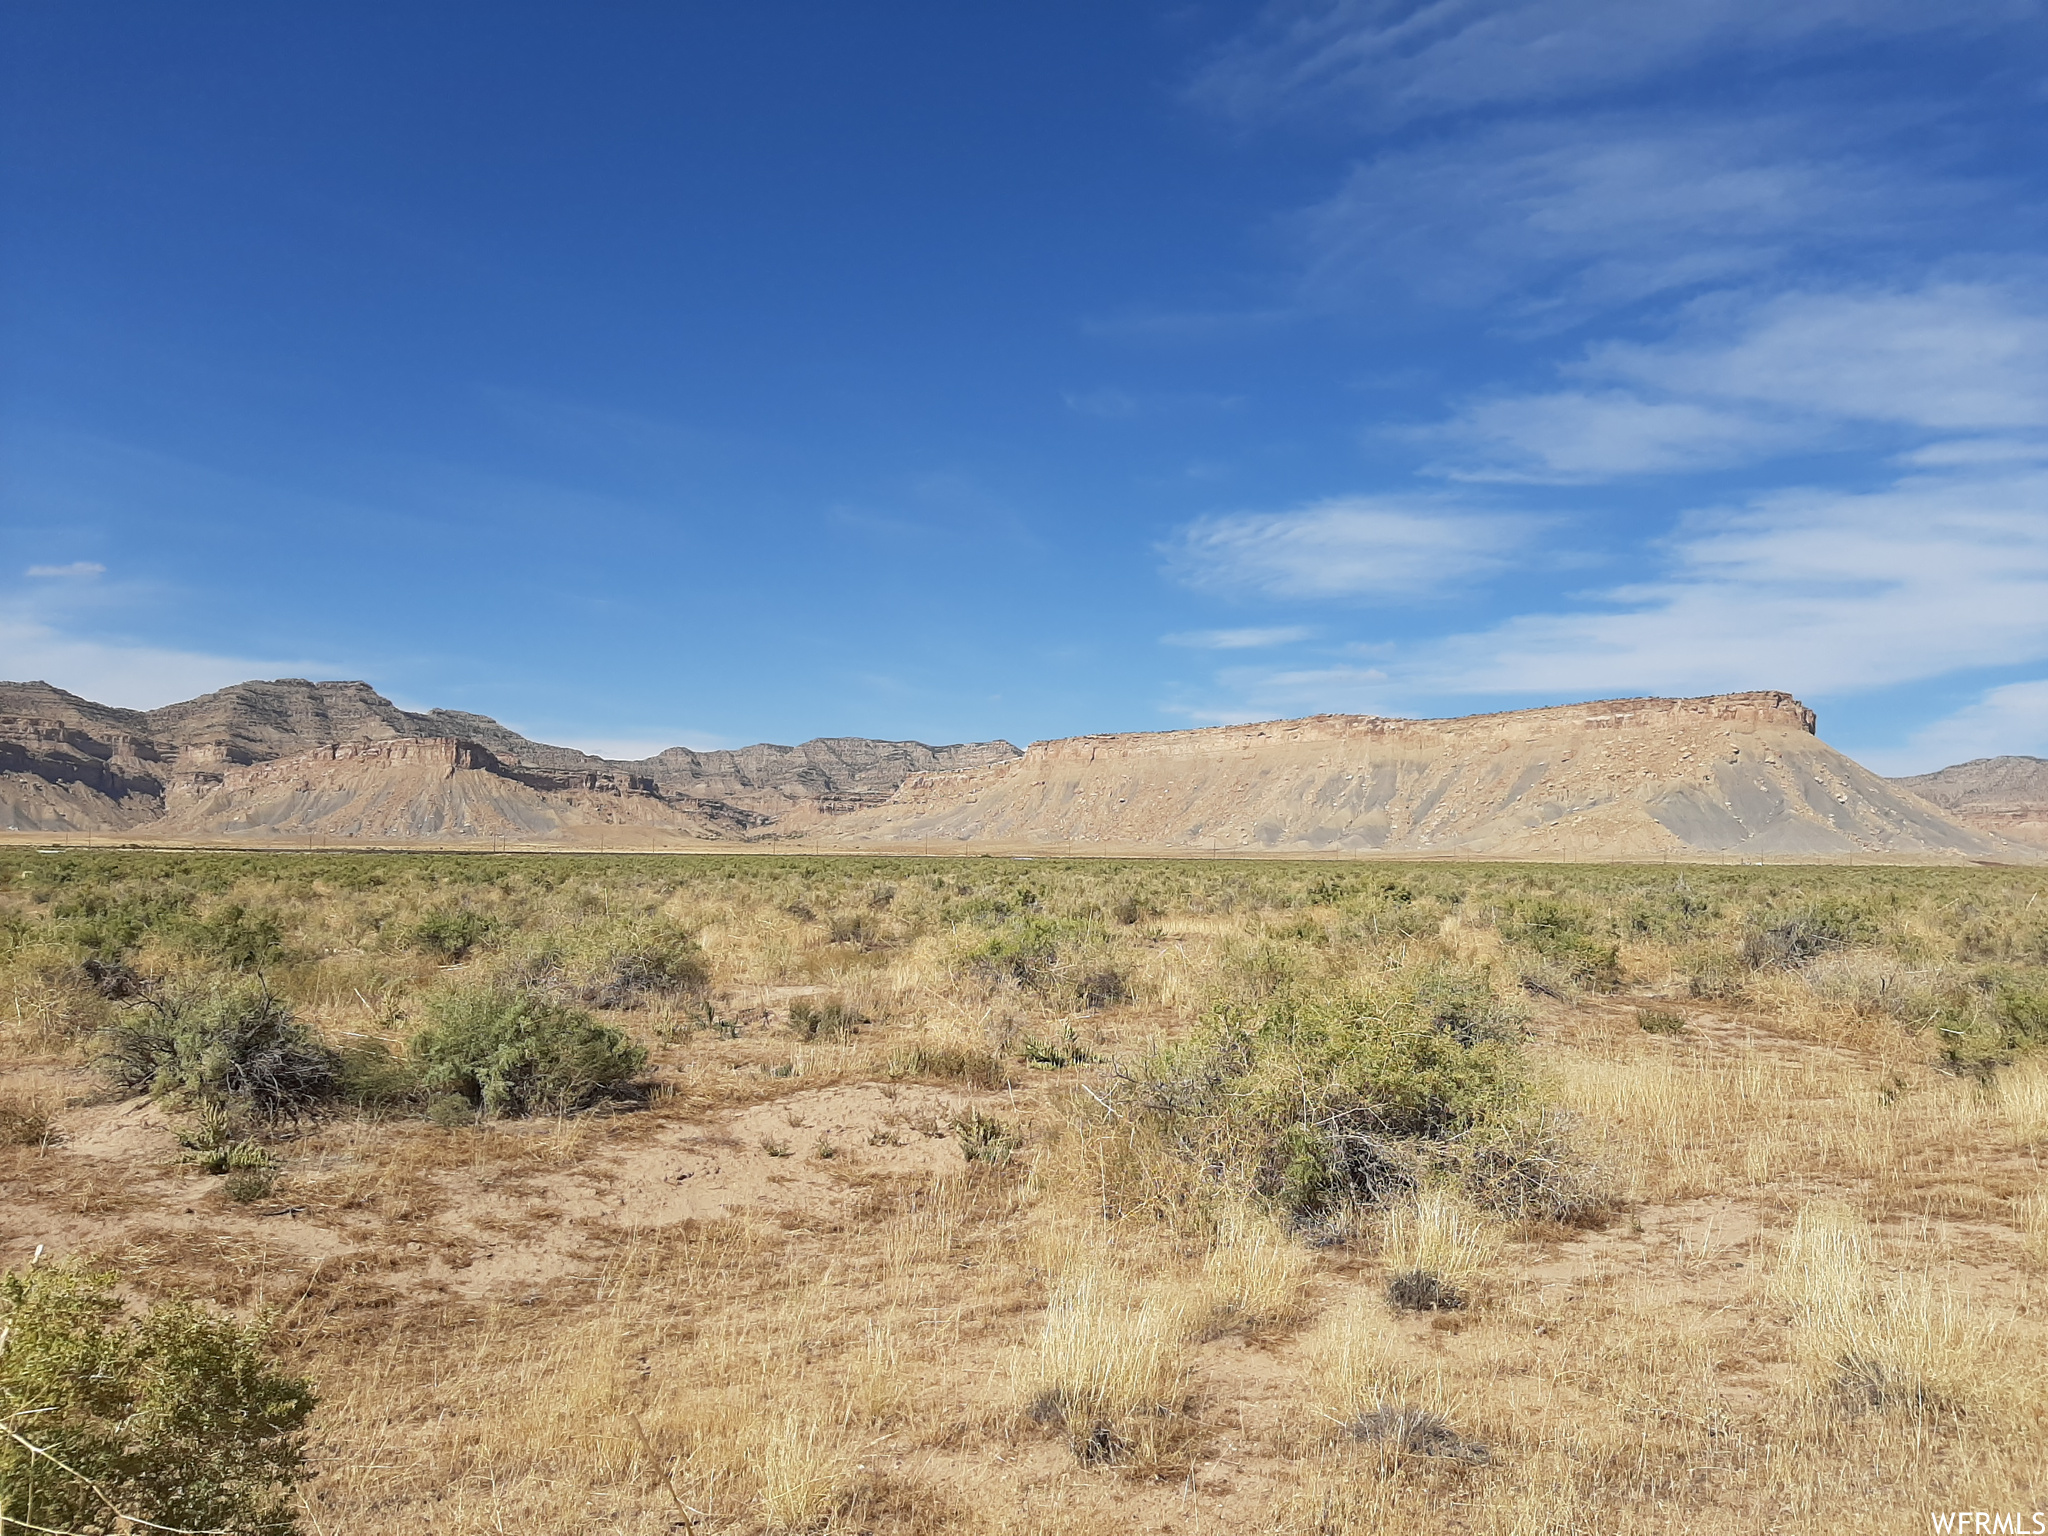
[0,678,1020,839]
[155,737,759,842]
[824,692,2027,861]
[1889,756,2048,850]
[621,737,1027,815]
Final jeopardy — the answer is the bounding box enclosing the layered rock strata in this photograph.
[0,678,1019,837]
[155,738,757,841]
[825,692,2024,860]
[1889,756,2048,850]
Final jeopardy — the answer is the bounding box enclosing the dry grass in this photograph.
[1025,1260,1195,1467]
[1997,1054,2048,1146]
[4,852,2047,1533]
[1199,1205,1312,1332]
[1378,1188,1497,1301]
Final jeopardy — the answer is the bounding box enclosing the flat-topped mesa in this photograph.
[1010,692,1818,769]
[833,691,2014,860]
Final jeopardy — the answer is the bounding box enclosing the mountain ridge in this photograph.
[815,690,2030,861]
[0,678,1020,836]
[1887,755,2048,850]
[0,677,2036,861]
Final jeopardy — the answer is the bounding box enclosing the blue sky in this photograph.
[4,1,2048,771]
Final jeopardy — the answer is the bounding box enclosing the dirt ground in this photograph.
[6,974,2043,1536]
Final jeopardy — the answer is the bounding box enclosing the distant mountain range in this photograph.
[1889,755,2048,851]
[0,677,2038,861]
[0,678,1019,842]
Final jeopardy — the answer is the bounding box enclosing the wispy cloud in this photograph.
[1164,495,1536,599]
[1192,0,1995,127]
[25,561,106,579]
[1184,464,2048,719]
[1426,279,2048,478]
[0,606,324,710]
[1292,114,1970,322]
[1424,390,1799,481]
[1590,280,2048,431]
[1870,678,2048,774]
[1162,625,1313,649]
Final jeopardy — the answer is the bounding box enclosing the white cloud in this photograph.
[0,608,324,710]
[1432,280,2048,478]
[1429,390,1799,480]
[1178,464,2048,721]
[1294,115,1955,319]
[1420,468,2048,697]
[1164,496,1533,599]
[1193,0,2007,126]
[1873,679,2048,773]
[25,562,106,579]
[1592,281,2048,432]
[1162,626,1313,650]
[1898,438,2048,467]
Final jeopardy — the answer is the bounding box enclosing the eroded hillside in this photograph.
[1892,756,2048,850]
[827,691,2026,860]
[0,678,1019,839]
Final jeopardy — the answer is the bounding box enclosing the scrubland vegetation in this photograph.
[2,849,2044,1533]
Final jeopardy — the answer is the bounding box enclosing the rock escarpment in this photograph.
[0,679,1020,840]
[1889,756,2048,850]
[826,692,2027,860]
[619,738,1027,816]
[154,738,760,842]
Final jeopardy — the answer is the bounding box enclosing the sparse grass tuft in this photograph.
[1028,1264,1193,1466]
[754,1410,856,1533]
[1773,1202,1986,1418]
[1995,1055,2048,1145]
[1379,1188,1496,1312]
[1199,1207,1310,1332]
[0,1091,54,1147]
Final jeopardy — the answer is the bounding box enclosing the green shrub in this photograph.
[175,1103,279,1176]
[789,997,865,1041]
[955,1110,1019,1163]
[51,888,194,958]
[1501,899,1621,990]
[961,916,1127,1008]
[180,903,290,971]
[1740,902,1878,970]
[962,915,1070,989]
[1129,972,1531,1221]
[223,1168,277,1203]
[575,922,708,1008]
[402,906,495,962]
[1021,1025,1098,1068]
[409,987,647,1116]
[1993,982,2048,1048]
[97,985,340,1114]
[335,1038,419,1109]
[0,1260,315,1535]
